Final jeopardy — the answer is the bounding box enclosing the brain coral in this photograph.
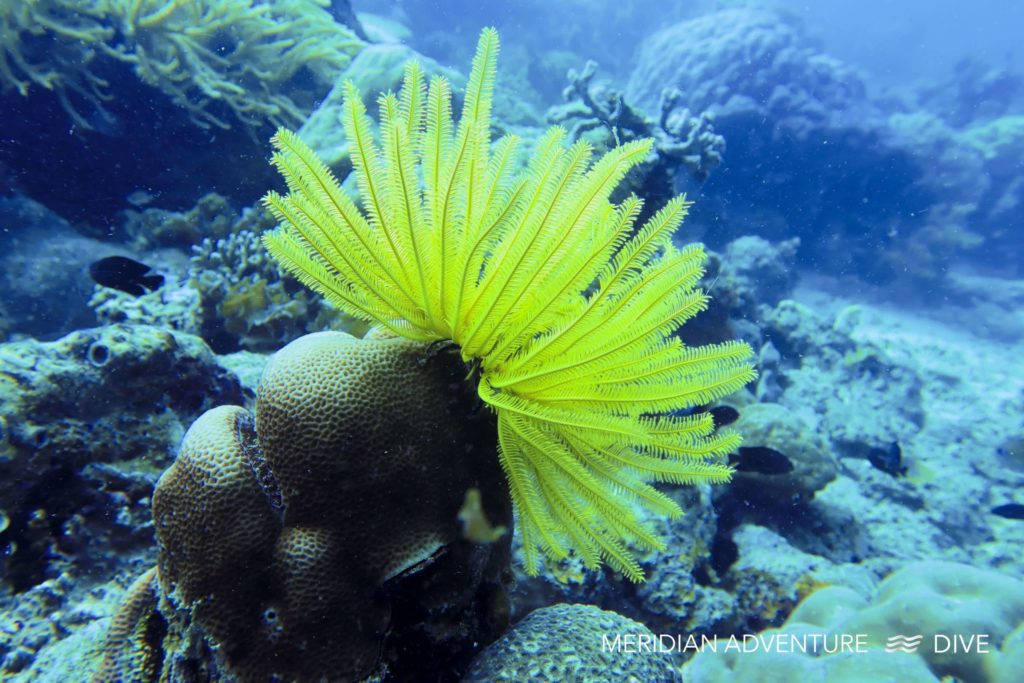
[463,603,681,682]
[103,330,512,681]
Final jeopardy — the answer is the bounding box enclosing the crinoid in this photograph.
[262,28,756,581]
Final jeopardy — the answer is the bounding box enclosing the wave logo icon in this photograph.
[886,634,924,653]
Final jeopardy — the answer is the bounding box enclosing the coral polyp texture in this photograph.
[100,331,511,681]
[263,28,756,581]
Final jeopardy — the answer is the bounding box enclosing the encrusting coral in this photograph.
[263,28,756,581]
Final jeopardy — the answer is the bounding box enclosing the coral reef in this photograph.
[300,42,461,170]
[263,28,754,581]
[628,486,732,635]
[187,227,355,352]
[508,484,729,634]
[1,7,1022,683]
[550,60,724,185]
[0,324,243,590]
[725,402,839,508]
[1,0,362,132]
[684,560,1024,682]
[2,1,363,228]
[621,8,1023,282]
[710,237,801,318]
[763,300,925,457]
[625,8,939,279]
[119,192,239,251]
[100,331,513,681]
[919,58,1024,128]
[0,570,140,680]
[89,283,203,343]
[626,9,867,135]
[90,197,355,353]
[463,603,681,682]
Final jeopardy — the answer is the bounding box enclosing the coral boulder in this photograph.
[102,331,513,681]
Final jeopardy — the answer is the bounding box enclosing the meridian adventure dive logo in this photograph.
[885,634,924,653]
[602,631,993,656]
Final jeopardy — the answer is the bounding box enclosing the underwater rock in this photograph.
[725,525,832,632]
[725,403,838,508]
[713,236,801,317]
[463,603,681,682]
[0,195,114,339]
[763,300,926,455]
[100,331,513,682]
[300,43,462,170]
[626,9,938,280]
[0,324,243,590]
[92,210,356,354]
[686,560,1024,682]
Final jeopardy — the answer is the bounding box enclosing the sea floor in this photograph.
[1,269,1022,680]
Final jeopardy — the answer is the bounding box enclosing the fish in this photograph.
[729,446,794,475]
[991,503,1024,520]
[866,442,906,477]
[997,436,1024,472]
[126,189,161,207]
[709,405,740,428]
[89,256,164,296]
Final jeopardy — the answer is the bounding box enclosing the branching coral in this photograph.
[190,226,358,351]
[263,29,755,581]
[549,60,725,183]
[89,196,357,352]
[0,0,362,131]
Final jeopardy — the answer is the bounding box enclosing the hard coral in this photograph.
[685,560,1024,682]
[263,28,755,581]
[464,603,681,682]
[103,331,511,681]
[0,324,242,590]
[90,199,358,353]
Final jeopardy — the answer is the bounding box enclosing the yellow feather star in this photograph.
[262,28,756,581]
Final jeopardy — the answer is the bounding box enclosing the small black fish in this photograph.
[89,256,164,297]
[709,405,740,428]
[729,446,794,475]
[991,503,1024,520]
[867,442,906,477]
